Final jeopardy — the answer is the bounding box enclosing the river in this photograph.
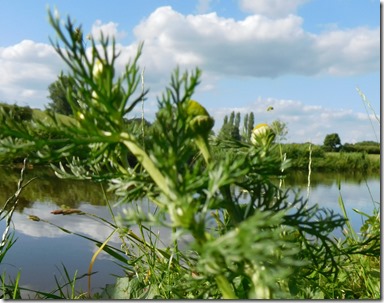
[0,166,380,297]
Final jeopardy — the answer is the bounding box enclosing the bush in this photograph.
[342,142,380,155]
[0,103,33,121]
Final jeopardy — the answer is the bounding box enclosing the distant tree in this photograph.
[235,112,241,129]
[242,113,249,140]
[342,141,380,154]
[223,115,228,125]
[218,122,241,141]
[323,133,342,152]
[229,111,235,125]
[247,112,254,141]
[218,111,241,141]
[0,103,33,122]
[47,75,76,115]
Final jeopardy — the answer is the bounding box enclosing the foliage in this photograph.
[279,143,379,173]
[0,10,380,299]
[291,184,380,299]
[323,133,342,152]
[247,112,255,141]
[342,141,380,154]
[217,111,241,141]
[47,75,77,115]
[0,103,33,122]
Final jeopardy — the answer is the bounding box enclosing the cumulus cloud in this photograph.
[212,98,380,144]
[314,27,380,75]
[239,0,309,18]
[132,6,379,80]
[91,20,126,41]
[0,40,63,106]
[0,6,379,145]
[196,0,213,13]
[0,6,379,106]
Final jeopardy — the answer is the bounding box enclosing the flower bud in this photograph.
[251,123,275,146]
[185,100,214,163]
[186,100,214,136]
[92,59,105,79]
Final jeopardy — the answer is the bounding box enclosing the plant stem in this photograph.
[215,274,237,299]
[120,132,174,201]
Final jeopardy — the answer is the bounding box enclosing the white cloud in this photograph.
[196,0,213,13]
[211,98,380,144]
[314,27,380,76]
[239,0,309,18]
[131,6,379,81]
[91,20,126,41]
[0,40,63,106]
[0,6,379,145]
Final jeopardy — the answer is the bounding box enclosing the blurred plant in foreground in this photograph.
[0,10,379,299]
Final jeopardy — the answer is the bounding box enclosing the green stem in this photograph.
[120,132,173,200]
[195,135,211,163]
[215,274,237,299]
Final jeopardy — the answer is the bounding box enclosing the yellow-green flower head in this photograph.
[187,100,210,117]
[92,59,114,81]
[186,100,214,136]
[251,123,275,146]
[93,59,105,79]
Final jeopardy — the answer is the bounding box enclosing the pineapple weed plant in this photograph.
[0,11,380,299]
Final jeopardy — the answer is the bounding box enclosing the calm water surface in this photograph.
[0,166,380,296]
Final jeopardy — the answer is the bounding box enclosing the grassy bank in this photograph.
[279,143,380,173]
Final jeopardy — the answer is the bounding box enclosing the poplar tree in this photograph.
[247,112,255,140]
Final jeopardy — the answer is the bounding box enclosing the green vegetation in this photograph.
[342,141,380,154]
[323,133,342,152]
[279,143,380,173]
[0,105,379,173]
[0,10,380,299]
[47,75,77,116]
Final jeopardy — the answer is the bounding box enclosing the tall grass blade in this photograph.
[12,271,20,299]
[88,229,117,298]
[337,179,358,241]
[356,88,379,142]
[141,66,146,147]
[0,158,36,258]
[307,143,312,199]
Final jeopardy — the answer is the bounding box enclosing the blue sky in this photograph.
[0,0,380,143]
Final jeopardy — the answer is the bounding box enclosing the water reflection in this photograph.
[279,170,380,188]
[0,166,380,296]
[0,166,115,210]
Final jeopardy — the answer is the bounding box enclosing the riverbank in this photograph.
[279,143,380,173]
